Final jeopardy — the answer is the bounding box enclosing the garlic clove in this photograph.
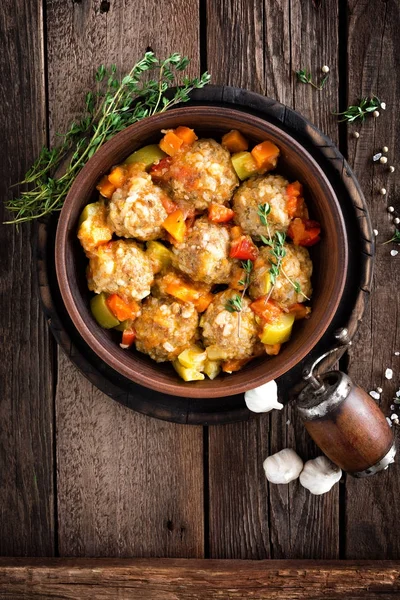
[299,456,342,495]
[263,449,304,484]
[244,380,282,413]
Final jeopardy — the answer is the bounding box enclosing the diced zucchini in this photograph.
[146,240,173,274]
[78,202,101,228]
[205,345,230,361]
[173,360,205,382]
[178,345,207,371]
[125,144,167,168]
[231,151,259,180]
[114,319,132,332]
[260,313,295,345]
[203,359,221,380]
[90,293,120,329]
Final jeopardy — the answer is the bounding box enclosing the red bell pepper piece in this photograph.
[229,235,259,260]
[120,328,136,349]
[287,218,321,246]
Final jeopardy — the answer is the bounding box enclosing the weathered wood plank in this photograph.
[0,558,399,599]
[345,0,400,560]
[0,0,55,556]
[207,0,340,559]
[46,0,204,557]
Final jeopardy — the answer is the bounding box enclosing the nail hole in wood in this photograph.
[166,520,174,531]
[100,0,110,13]
[146,46,153,53]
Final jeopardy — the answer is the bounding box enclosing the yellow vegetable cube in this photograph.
[125,144,167,168]
[146,241,173,274]
[203,359,221,380]
[178,345,207,371]
[173,360,205,382]
[260,313,295,345]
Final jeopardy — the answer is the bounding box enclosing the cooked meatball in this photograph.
[172,217,233,285]
[107,165,169,241]
[134,296,198,362]
[166,139,238,210]
[233,174,291,239]
[200,290,259,361]
[249,243,312,306]
[87,240,153,302]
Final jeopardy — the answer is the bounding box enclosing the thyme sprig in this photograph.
[225,259,253,338]
[5,52,210,225]
[334,95,382,123]
[296,69,329,91]
[383,229,400,245]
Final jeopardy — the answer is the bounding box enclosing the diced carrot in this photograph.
[286,181,303,197]
[230,225,243,240]
[159,131,184,156]
[108,165,127,188]
[106,295,140,322]
[165,282,199,304]
[160,195,178,215]
[288,303,311,320]
[250,297,283,323]
[120,328,136,349]
[287,218,321,246]
[264,343,281,356]
[222,358,251,373]
[251,140,280,173]
[221,129,249,153]
[194,293,213,313]
[208,203,235,223]
[174,126,198,145]
[96,175,116,199]
[162,209,186,243]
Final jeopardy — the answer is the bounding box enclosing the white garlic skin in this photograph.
[299,456,342,495]
[263,449,304,484]
[244,380,282,413]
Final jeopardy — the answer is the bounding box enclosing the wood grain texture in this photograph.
[0,558,400,599]
[207,0,340,559]
[46,0,204,557]
[0,0,55,556]
[345,0,400,560]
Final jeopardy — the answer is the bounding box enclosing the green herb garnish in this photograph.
[383,229,400,245]
[225,294,243,313]
[5,52,210,225]
[225,260,253,338]
[296,69,329,91]
[334,96,382,123]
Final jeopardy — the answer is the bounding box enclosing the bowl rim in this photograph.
[55,105,348,398]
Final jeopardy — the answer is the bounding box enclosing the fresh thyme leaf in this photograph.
[257,202,271,226]
[334,95,381,123]
[383,229,400,245]
[296,68,329,91]
[5,52,210,225]
[225,294,243,313]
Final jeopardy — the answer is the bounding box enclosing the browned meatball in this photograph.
[200,290,258,361]
[134,296,199,362]
[172,218,234,285]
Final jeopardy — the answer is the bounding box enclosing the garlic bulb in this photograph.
[263,449,303,484]
[299,456,342,495]
[244,380,282,413]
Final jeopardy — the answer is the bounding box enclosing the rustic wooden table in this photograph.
[1,0,400,598]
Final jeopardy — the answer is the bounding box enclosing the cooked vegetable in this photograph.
[222,358,250,373]
[160,195,178,214]
[231,151,259,180]
[96,175,116,199]
[159,130,184,156]
[250,297,283,323]
[205,345,230,361]
[288,303,311,320]
[108,165,127,188]
[175,126,198,145]
[264,343,281,355]
[78,202,98,228]
[162,209,186,242]
[114,319,133,331]
[221,129,249,153]
[146,240,173,273]
[106,294,140,321]
[177,345,207,370]
[165,279,213,313]
[286,181,302,197]
[172,360,205,381]
[260,312,295,345]
[230,225,243,239]
[251,140,280,173]
[90,292,120,328]
[230,235,259,260]
[203,358,221,380]
[120,328,136,349]
[288,218,321,246]
[125,144,167,168]
[208,203,235,223]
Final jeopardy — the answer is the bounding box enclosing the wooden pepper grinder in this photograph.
[296,329,396,477]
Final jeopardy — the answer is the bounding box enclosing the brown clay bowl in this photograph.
[56,106,348,398]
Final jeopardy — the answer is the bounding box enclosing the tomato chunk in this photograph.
[230,235,259,260]
[250,297,283,323]
[208,203,235,223]
[121,328,136,349]
[160,195,178,215]
[287,218,321,246]
[150,156,173,181]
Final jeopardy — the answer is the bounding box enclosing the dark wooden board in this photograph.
[0,558,400,599]
[45,0,204,559]
[344,0,400,560]
[0,0,55,556]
